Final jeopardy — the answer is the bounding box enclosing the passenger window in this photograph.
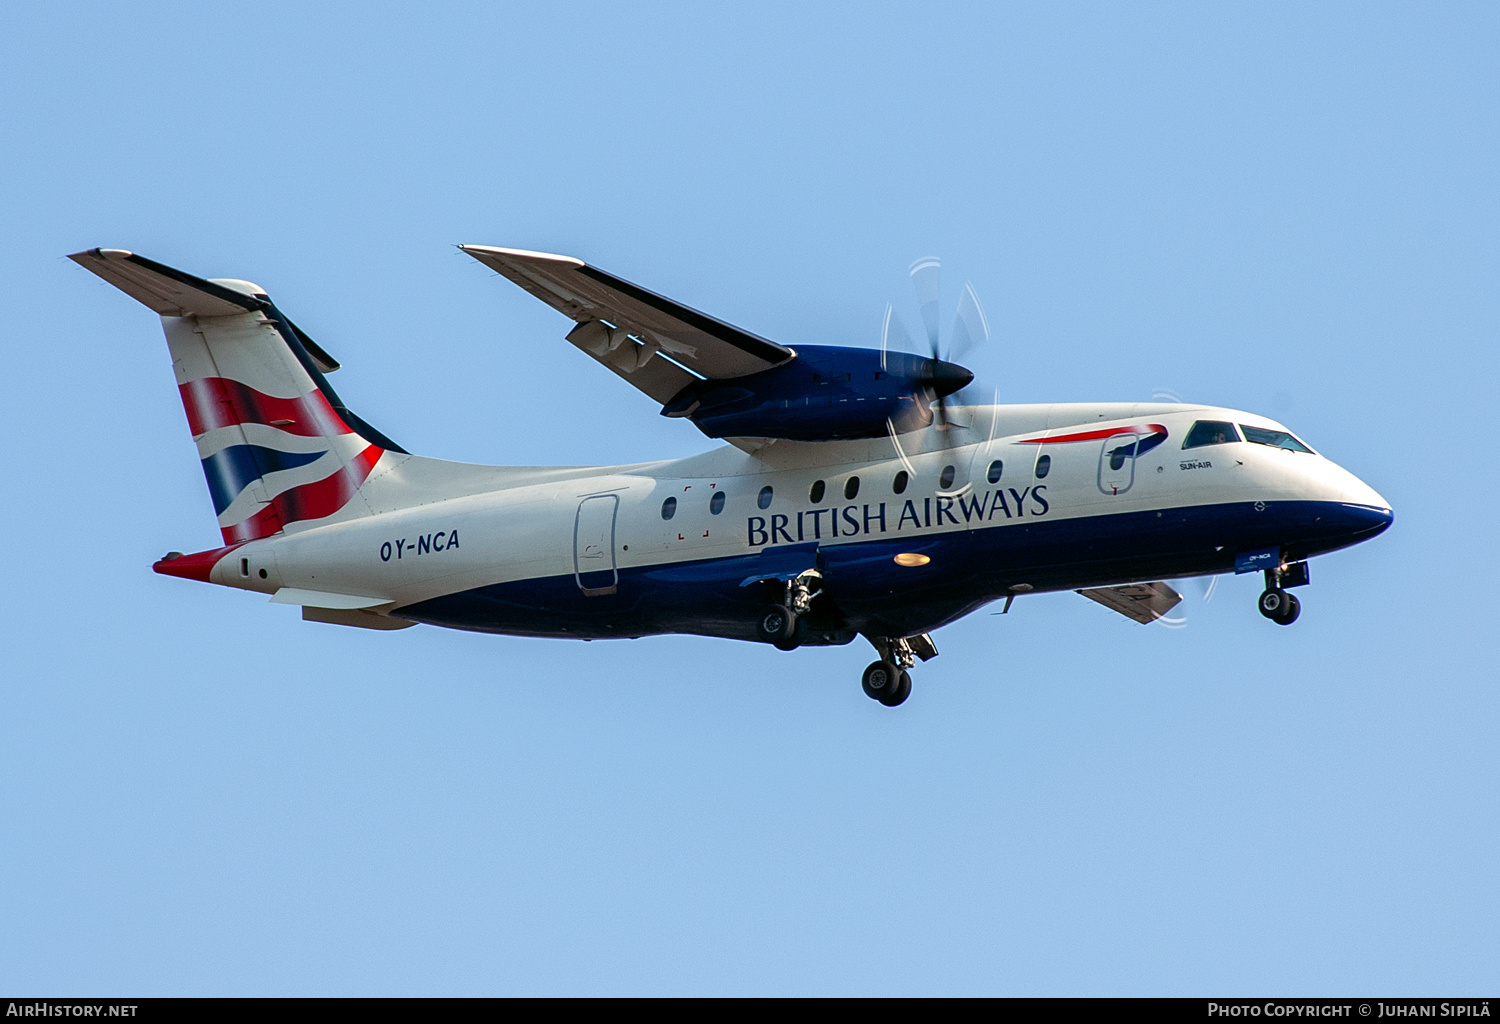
[809,480,825,503]
[939,465,955,489]
[1035,454,1051,479]
[661,497,677,520]
[1240,425,1314,453]
[1183,420,1240,449]
[892,471,908,495]
[710,491,726,515]
[987,459,1003,484]
[844,476,860,500]
[758,485,774,509]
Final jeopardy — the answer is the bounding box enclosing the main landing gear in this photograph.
[862,660,911,706]
[1258,560,1310,626]
[861,634,938,707]
[755,570,823,651]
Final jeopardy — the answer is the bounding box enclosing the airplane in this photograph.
[71,245,1393,707]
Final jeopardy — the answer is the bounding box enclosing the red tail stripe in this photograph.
[1016,423,1168,445]
[221,444,383,544]
[180,377,350,438]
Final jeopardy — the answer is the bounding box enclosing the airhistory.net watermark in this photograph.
[6,1005,138,1018]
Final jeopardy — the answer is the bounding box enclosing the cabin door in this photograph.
[574,495,619,596]
[1098,430,1140,496]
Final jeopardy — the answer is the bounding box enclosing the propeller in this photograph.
[881,257,991,492]
[905,256,984,430]
[1156,573,1221,629]
[880,258,982,427]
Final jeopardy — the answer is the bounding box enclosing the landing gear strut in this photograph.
[756,571,822,650]
[861,634,938,706]
[1258,561,1308,626]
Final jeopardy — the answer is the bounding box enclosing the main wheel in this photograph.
[1259,589,1288,620]
[772,615,809,651]
[861,660,899,702]
[757,604,796,644]
[1272,591,1301,626]
[879,670,912,707]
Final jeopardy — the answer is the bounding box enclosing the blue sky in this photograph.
[2,1,1496,994]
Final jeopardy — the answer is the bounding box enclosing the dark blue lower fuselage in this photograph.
[395,500,1392,642]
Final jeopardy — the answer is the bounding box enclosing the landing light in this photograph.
[894,553,930,567]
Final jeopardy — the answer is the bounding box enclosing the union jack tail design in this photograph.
[70,249,404,543]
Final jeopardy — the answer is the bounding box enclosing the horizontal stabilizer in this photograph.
[270,587,391,609]
[70,248,263,318]
[69,248,341,372]
[1077,581,1182,624]
[302,606,416,630]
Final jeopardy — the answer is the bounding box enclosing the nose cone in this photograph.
[1345,477,1392,517]
[924,359,974,399]
[1338,501,1394,541]
[1305,453,1392,516]
[1324,463,1393,543]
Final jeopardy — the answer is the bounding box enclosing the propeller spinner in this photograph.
[881,257,992,485]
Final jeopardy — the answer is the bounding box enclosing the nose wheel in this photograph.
[1258,588,1301,625]
[1258,561,1308,626]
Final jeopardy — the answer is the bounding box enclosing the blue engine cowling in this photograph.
[659,345,973,441]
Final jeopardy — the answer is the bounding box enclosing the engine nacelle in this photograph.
[660,345,972,441]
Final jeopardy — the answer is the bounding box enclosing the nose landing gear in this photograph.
[1258,560,1309,626]
[1258,587,1301,625]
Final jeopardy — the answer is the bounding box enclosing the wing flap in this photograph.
[1077,581,1183,624]
[562,318,696,403]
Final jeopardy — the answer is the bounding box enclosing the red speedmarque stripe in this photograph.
[1016,423,1168,445]
[221,444,383,543]
[180,377,350,438]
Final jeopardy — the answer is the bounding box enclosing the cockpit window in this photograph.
[1182,420,1240,449]
[1240,425,1314,453]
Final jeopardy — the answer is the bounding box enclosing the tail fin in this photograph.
[71,248,405,543]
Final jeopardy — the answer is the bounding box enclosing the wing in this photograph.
[459,245,795,403]
[1077,582,1183,624]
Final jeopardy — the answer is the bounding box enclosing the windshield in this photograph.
[1240,425,1314,453]
[1182,420,1240,449]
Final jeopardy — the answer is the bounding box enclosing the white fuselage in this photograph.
[202,402,1390,641]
